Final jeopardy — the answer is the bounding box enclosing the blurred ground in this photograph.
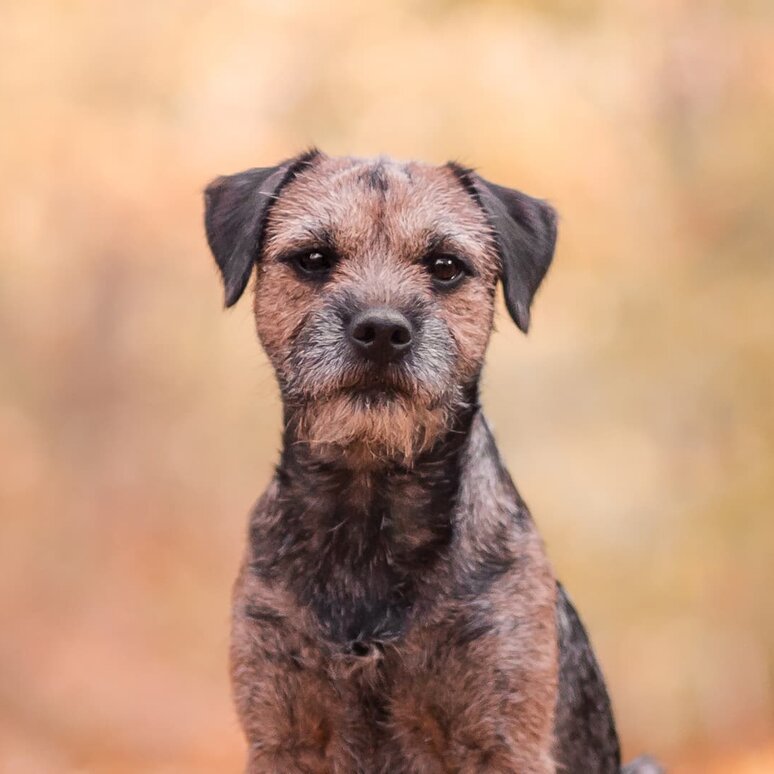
[1,0,773,771]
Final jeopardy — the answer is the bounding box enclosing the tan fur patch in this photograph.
[292,392,454,468]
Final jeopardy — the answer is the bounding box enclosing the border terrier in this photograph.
[204,150,660,773]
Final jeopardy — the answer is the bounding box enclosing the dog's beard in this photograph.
[287,388,460,468]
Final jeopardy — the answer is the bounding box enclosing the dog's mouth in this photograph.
[346,385,409,405]
[347,366,414,394]
[303,364,421,402]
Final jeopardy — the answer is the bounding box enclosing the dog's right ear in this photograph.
[203,150,319,306]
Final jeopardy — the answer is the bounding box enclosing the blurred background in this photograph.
[1,0,773,771]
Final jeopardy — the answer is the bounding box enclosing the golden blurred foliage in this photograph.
[1,0,773,771]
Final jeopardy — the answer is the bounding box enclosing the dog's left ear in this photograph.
[452,166,558,333]
[475,176,558,333]
[204,149,319,306]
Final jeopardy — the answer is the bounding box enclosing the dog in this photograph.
[204,150,660,773]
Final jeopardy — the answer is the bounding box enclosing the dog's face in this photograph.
[204,151,557,466]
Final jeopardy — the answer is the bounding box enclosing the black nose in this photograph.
[348,308,413,363]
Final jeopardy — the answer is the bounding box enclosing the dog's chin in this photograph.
[290,389,452,469]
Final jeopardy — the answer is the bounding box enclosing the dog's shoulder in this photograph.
[553,582,621,773]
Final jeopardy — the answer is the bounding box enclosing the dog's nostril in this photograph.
[391,326,411,346]
[353,323,376,344]
[348,308,414,362]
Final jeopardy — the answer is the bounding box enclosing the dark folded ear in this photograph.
[450,165,558,333]
[204,149,319,306]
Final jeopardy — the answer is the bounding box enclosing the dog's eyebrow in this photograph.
[269,222,336,255]
[423,232,479,268]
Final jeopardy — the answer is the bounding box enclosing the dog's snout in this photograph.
[348,308,413,363]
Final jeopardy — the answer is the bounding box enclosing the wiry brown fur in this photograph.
[204,152,635,774]
[253,156,496,469]
[293,395,453,467]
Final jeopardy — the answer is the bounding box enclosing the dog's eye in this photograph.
[427,255,465,286]
[294,250,333,276]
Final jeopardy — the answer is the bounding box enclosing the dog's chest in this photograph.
[252,470,455,646]
[236,493,558,770]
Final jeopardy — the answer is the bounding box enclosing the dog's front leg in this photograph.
[230,572,361,774]
[386,629,557,774]
[386,551,559,774]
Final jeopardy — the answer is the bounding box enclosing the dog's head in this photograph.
[204,150,557,466]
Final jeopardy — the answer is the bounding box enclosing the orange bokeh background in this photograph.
[1,1,773,771]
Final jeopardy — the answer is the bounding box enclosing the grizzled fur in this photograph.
[204,151,660,773]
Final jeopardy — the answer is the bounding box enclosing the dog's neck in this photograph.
[249,397,482,645]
